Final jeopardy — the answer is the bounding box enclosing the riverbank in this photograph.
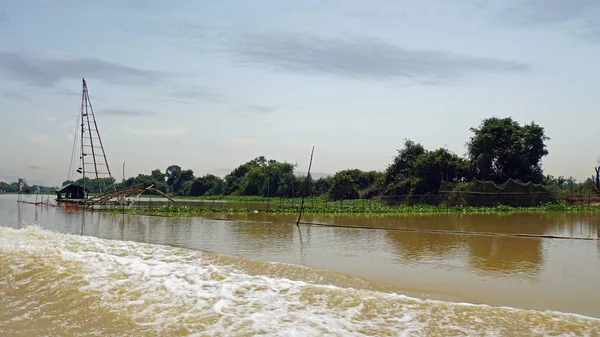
[103,201,600,217]
[9,193,600,215]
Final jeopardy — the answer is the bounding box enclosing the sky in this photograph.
[1,0,600,186]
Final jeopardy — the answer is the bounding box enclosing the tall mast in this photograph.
[80,78,113,196]
[80,79,86,200]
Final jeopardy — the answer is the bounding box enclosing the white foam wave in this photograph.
[1,224,599,337]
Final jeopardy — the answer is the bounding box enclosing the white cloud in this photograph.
[45,117,57,122]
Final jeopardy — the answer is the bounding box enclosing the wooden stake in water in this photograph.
[296,146,315,227]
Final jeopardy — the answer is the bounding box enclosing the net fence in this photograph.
[439,179,555,206]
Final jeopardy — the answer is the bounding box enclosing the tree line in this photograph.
[0,178,57,194]
[8,117,596,199]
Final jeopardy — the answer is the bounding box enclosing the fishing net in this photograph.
[439,179,555,206]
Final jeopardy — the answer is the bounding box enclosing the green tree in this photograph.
[117,168,168,193]
[241,166,265,196]
[163,165,195,195]
[467,117,549,183]
[224,159,261,194]
[382,140,472,196]
[337,169,375,190]
[325,169,384,199]
[313,177,333,196]
[384,139,427,195]
[543,174,567,188]
[295,174,312,198]
[264,160,296,197]
[165,165,182,189]
[151,169,166,183]
[224,156,297,197]
[61,180,76,187]
[172,169,195,195]
[60,177,115,194]
[276,169,297,197]
[414,148,471,194]
[329,171,359,200]
[188,174,224,196]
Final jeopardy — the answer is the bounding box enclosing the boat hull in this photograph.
[55,198,87,205]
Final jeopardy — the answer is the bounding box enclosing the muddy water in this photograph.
[2,195,600,336]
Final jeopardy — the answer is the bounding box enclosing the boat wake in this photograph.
[1,225,599,336]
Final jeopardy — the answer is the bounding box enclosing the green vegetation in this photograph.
[105,200,600,217]
[467,117,549,184]
[96,117,564,201]
[0,178,57,194]
[8,116,600,212]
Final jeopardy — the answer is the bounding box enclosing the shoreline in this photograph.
[102,202,600,217]
[8,194,600,215]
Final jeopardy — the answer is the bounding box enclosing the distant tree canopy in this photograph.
[223,156,298,197]
[188,174,223,197]
[163,165,195,195]
[384,140,471,196]
[328,169,384,201]
[61,177,116,194]
[121,169,168,193]
[467,117,549,184]
[329,171,360,201]
[0,178,56,194]
[10,117,558,199]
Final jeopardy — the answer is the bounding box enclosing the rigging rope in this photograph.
[66,113,80,183]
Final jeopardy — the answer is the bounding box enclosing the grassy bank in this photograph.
[172,195,330,203]
[103,201,600,217]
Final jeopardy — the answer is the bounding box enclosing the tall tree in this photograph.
[467,117,549,183]
[188,174,223,196]
[384,139,427,195]
[151,169,166,183]
[329,171,360,200]
[173,169,195,195]
[385,140,426,184]
[165,165,182,190]
[382,140,472,196]
[224,159,261,194]
[414,148,471,193]
[223,156,297,197]
[312,177,333,196]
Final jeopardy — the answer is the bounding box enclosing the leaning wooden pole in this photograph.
[296,146,315,227]
[145,186,180,205]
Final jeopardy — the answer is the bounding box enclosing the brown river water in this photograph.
[1,194,600,336]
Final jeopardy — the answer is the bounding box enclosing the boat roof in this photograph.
[57,184,87,193]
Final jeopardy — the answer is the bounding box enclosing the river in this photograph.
[1,194,600,336]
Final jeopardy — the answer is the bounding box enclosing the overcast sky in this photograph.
[1,0,600,186]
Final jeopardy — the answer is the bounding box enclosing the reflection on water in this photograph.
[466,235,543,276]
[2,194,600,320]
[387,231,464,262]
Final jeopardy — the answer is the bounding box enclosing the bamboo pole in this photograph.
[296,146,315,227]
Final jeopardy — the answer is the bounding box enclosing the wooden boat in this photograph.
[55,183,88,204]
[56,79,179,208]
[56,78,112,206]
